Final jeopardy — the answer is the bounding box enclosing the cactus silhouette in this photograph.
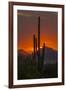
[33,34,36,60]
[32,16,45,73]
[33,34,37,64]
[37,16,41,72]
[41,43,45,72]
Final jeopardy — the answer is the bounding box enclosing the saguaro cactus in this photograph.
[33,35,38,62]
[41,43,45,72]
[42,43,45,61]
[33,34,36,60]
[32,16,45,73]
[35,37,37,55]
[37,16,41,72]
[38,16,40,58]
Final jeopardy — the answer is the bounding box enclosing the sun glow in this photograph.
[22,46,43,53]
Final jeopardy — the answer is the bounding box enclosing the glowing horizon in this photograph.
[18,10,58,53]
[18,45,57,53]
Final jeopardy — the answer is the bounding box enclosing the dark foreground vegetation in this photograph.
[17,48,58,80]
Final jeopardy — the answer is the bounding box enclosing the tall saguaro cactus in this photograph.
[38,16,40,58]
[32,16,45,73]
[33,34,36,60]
[37,16,41,71]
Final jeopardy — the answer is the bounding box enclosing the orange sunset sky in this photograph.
[17,10,58,53]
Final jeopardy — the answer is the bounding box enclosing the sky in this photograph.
[17,10,58,53]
